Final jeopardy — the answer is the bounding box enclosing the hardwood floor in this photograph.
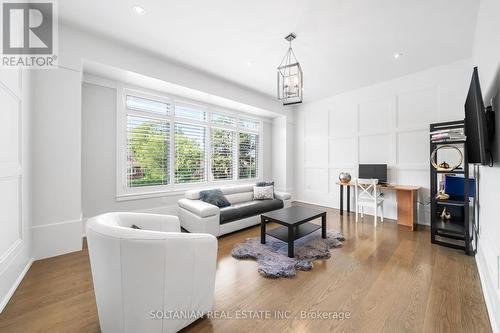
[0,202,491,333]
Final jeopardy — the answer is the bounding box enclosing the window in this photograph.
[212,128,235,180]
[174,122,207,183]
[125,94,171,190]
[239,132,259,179]
[118,88,263,199]
[127,116,170,187]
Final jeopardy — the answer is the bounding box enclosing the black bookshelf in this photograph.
[430,120,476,255]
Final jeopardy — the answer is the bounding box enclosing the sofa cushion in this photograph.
[219,206,242,224]
[219,199,284,224]
[225,191,254,205]
[199,189,231,208]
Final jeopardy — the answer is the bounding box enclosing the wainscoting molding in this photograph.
[0,68,30,314]
[296,60,471,225]
[0,256,33,313]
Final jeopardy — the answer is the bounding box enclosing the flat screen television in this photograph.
[464,67,489,165]
[358,164,387,184]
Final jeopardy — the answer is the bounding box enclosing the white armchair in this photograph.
[86,212,218,333]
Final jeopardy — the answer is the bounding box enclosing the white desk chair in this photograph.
[355,178,384,226]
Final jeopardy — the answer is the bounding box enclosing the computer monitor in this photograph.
[358,164,387,184]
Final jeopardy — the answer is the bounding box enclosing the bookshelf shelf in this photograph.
[430,120,475,255]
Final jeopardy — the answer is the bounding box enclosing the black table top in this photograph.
[262,206,326,226]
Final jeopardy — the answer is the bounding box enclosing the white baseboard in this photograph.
[32,219,83,260]
[0,257,33,313]
[476,240,500,333]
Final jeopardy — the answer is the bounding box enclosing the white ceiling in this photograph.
[59,0,479,102]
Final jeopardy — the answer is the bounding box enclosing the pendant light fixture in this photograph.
[277,33,303,105]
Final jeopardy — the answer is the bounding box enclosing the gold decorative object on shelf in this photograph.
[436,191,450,200]
[436,174,450,200]
[430,145,463,172]
[440,207,451,220]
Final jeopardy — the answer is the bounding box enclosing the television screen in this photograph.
[464,67,489,165]
[358,164,387,183]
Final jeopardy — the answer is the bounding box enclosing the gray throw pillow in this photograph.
[199,189,231,208]
[254,185,274,200]
[256,181,275,187]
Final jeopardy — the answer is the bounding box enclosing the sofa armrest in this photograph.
[178,198,220,218]
[275,191,292,201]
[115,212,181,232]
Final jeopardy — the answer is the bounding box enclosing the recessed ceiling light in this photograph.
[393,52,403,59]
[133,6,146,15]
[246,61,253,67]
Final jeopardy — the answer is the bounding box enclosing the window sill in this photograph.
[116,189,186,201]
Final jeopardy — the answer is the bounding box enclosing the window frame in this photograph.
[116,85,264,201]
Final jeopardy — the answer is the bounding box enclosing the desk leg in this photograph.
[339,185,344,215]
[261,216,266,244]
[347,186,350,213]
[396,190,417,231]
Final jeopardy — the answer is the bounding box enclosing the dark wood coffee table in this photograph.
[261,206,327,258]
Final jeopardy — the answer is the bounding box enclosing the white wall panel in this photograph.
[0,89,19,167]
[0,177,21,257]
[329,137,356,166]
[397,87,438,129]
[358,98,393,133]
[0,69,20,97]
[304,168,329,193]
[329,105,356,137]
[304,108,328,138]
[304,139,329,166]
[359,134,393,164]
[397,131,428,166]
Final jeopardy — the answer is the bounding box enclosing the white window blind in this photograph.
[212,112,236,126]
[239,132,259,179]
[126,116,170,187]
[126,95,170,115]
[175,104,206,121]
[174,122,207,183]
[239,117,259,130]
[212,128,235,180]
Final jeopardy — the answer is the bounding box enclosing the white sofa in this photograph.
[86,212,217,333]
[178,184,292,236]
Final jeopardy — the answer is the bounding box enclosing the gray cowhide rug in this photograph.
[231,230,345,278]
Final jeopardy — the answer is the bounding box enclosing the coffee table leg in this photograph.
[288,227,294,258]
[261,216,266,244]
[322,213,327,239]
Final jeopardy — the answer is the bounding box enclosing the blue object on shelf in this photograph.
[444,175,475,198]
